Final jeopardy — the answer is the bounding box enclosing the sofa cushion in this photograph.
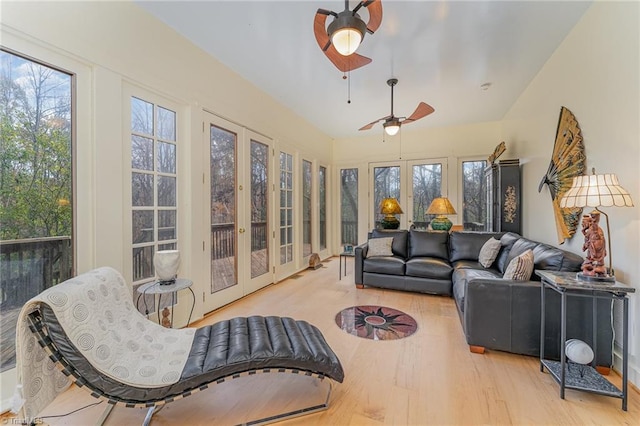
[449,232,503,262]
[409,230,449,260]
[505,237,582,276]
[406,257,453,280]
[496,232,520,274]
[478,237,501,268]
[367,237,394,257]
[371,229,408,259]
[503,249,534,281]
[363,256,406,276]
[452,268,502,313]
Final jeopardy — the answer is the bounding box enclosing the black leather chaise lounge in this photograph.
[17,267,344,425]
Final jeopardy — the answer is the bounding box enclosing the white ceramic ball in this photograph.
[565,338,594,365]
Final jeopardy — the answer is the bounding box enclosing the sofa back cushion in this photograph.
[496,232,521,274]
[409,230,449,260]
[371,229,408,259]
[448,232,503,262]
[505,237,583,277]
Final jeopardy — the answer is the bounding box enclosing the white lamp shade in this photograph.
[384,124,400,136]
[560,173,634,208]
[331,28,362,56]
[154,250,181,281]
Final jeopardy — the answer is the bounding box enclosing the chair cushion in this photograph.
[409,230,449,260]
[363,256,406,276]
[371,229,408,259]
[451,268,502,312]
[478,237,501,268]
[406,257,453,280]
[366,237,394,257]
[503,249,534,281]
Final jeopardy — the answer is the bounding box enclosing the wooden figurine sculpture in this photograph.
[580,211,607,278]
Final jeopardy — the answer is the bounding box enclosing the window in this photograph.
[319,165,327,251]
[0,50,73,372]
[461,160,487,230]
[130,97,177,283]
[279,152,293,265]
[340,168,358,245]
[302,160,312,257]
[411,162,442,229]
[372,165,400,228]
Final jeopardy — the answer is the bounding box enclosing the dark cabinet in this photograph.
[484,159,521,234]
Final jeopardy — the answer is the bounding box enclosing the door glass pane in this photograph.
[412,163,442,229]
[210,125,237,292]
[373,166,400,228]
[279,152,293,265]
[341,168,358,245]
[462,160,487,230]
[0,51,73,372]
[319,166,327,251]
[250,140,268,278]
[132,135,153,170]
[302,160,312,257]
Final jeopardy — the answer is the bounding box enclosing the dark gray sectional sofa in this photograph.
[354,229,614,367]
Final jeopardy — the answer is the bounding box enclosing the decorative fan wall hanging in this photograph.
[538,106,586,244]
[313,0,383,72]
[359,78,435,135]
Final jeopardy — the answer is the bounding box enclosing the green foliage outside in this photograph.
[0,51,72,241]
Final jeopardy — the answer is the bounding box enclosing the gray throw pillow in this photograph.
[503,249,534,281]
[478,237,502,268]
[367,237,394,258]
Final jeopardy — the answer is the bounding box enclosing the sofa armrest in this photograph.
[354,243,368,285]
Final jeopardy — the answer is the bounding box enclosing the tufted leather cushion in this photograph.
[371,229,408,259]
[449,232,503,262]
[406,257,453,280]
[452,268,501,312]
[409,230,449,260]
[505,237,583,276]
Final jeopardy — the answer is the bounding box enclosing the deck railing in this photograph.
[0,236,73,308]
[211,222,267,259]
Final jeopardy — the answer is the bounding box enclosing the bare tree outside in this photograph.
[340,168,358,245]
[302,160,312,257]
[373,166,400,228]
[462,160,487,229]
[412,163,442,228]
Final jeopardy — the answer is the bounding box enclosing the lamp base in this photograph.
[576,272,615,283]
[430,216,452,231]
[380,216,400,229]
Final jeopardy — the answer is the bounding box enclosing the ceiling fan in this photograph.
[313,0,383,73]
[359,78,435,135]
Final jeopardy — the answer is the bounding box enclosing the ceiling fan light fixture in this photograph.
[383,118,401,136]
[328,12,367,56]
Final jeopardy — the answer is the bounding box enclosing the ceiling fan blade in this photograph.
[402,102,435,124]
[365,0,383,33]
[313,12,331,51]
[325,46,372,72]
[359,115,390,131]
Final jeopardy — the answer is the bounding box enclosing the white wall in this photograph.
[502,1,640,385]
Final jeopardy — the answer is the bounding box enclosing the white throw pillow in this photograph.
[503,249,534,281]
[366,237,394,258]
[478,237,502,268]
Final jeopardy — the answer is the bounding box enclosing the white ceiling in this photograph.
[135,0,592,138]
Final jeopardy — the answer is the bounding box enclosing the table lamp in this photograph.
[560,169,633,281]
[426,197,457,231]
[380,198,403,229]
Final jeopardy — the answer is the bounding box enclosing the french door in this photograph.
[369,159,447,230]
[203,112,272,312]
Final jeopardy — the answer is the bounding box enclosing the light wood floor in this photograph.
[4,257,639,425]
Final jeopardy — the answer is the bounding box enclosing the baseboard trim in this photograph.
[613,346,640,391]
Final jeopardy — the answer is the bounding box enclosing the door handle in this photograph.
[239,228,245,234]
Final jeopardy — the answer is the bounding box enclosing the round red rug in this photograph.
[335,305,418,340]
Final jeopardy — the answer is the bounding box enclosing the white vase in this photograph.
[565,338,594,365]
[154,250,181,284]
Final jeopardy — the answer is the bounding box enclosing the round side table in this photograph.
[136,278,195,328]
